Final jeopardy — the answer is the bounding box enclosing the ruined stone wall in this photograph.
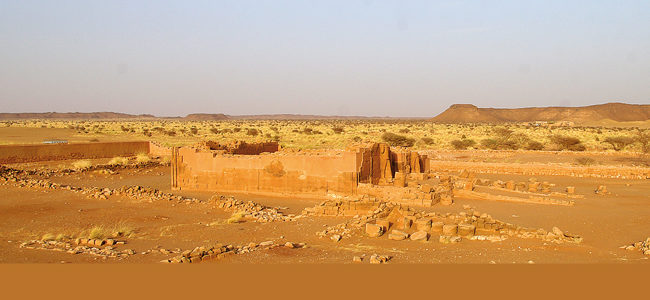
[356,143,429,185]
[172,147,359,196]
[0,141,150,164]
[428,160,650,179]
[201,141,279,155]
[149,141,172,157]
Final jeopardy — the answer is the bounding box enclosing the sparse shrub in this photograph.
[525,141,544,151]
[108,156,129,165]
[72,160,92,169]
[164,130,176,136]
[190,127,198,135]
[399,128,410,134]
[352,136,362,142]
[420,137,434,145]
[246,128,259,136]
[451,139,476,150]
[381,132,415,147]
[550,135,585,151]
[233,127,241,133]
[636,130,650,153]
[603,136,635,151]
[135,153,150,164]
[210,128,220,134]
[332,126,344,134]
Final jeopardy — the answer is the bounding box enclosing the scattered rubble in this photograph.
[210,195,300,222]
[161,241,307,263]
[20,238,133,259]
[620,238,650,255]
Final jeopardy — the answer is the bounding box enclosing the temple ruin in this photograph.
[170,141,451,206]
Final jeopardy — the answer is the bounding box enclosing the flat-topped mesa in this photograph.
[170,141,432,203]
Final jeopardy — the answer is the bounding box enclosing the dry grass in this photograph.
[108,156,129,165]
[226,211,247,224]
[4,119,648,153]
[72,160,92,169]
[84,222,135,239]
[135,153,151,164]
[40,233,56,241]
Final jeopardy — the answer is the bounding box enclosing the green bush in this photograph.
[451,139,476,150]
[525,141,544,151]
[420,137,434,145]
[550,135,585,151]
[381,132,415,147]
[603,136,635,151]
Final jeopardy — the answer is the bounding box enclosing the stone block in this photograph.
[442,224,458,236]
[388,230,409,241]
[410,231,429,241]
[415,219,432,231]
[375,219,391,231]
[457,224,476,237]
[431,222,444,233]
[365,223,384,237]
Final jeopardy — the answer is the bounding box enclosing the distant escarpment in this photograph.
[182,113,229,121]
[0,112,155,120]
[430,103,650,124]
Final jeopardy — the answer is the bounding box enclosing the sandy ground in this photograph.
[1,158,648,264]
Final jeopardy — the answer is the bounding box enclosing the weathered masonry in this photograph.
[0,141,151,164]
[170,141,430,199]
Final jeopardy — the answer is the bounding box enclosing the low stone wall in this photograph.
[0,141,150,164]
[428,160,650,179]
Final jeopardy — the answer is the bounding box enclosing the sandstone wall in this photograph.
[172,147,358,196]
[149,142,172,157]
[0,141,150,164]
[202,141,279,155]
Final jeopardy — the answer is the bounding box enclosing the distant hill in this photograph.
[0,112,155,120]
[226,114,425,120]
[0,112,426,120]
[430,103,650,124]
[182,113,229,121]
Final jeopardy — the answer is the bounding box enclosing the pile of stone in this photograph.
[312,199,418,241]
[111,185,199,203]
[594,185,610,195]
[369,254,391,264]
[0,166,202,205]
[364,206,583,245]
[20,238,134,259]
[161,241,306,263]
[620,238,650,255]
[303,198,386,217]
[210,195,299,222]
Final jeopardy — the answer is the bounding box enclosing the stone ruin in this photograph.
[170,141,452,207]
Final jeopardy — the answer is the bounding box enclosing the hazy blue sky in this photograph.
[1,0,649,117]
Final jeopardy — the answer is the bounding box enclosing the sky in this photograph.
[0,0,649,117]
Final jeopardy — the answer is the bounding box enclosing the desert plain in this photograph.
[1,106,649,264]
